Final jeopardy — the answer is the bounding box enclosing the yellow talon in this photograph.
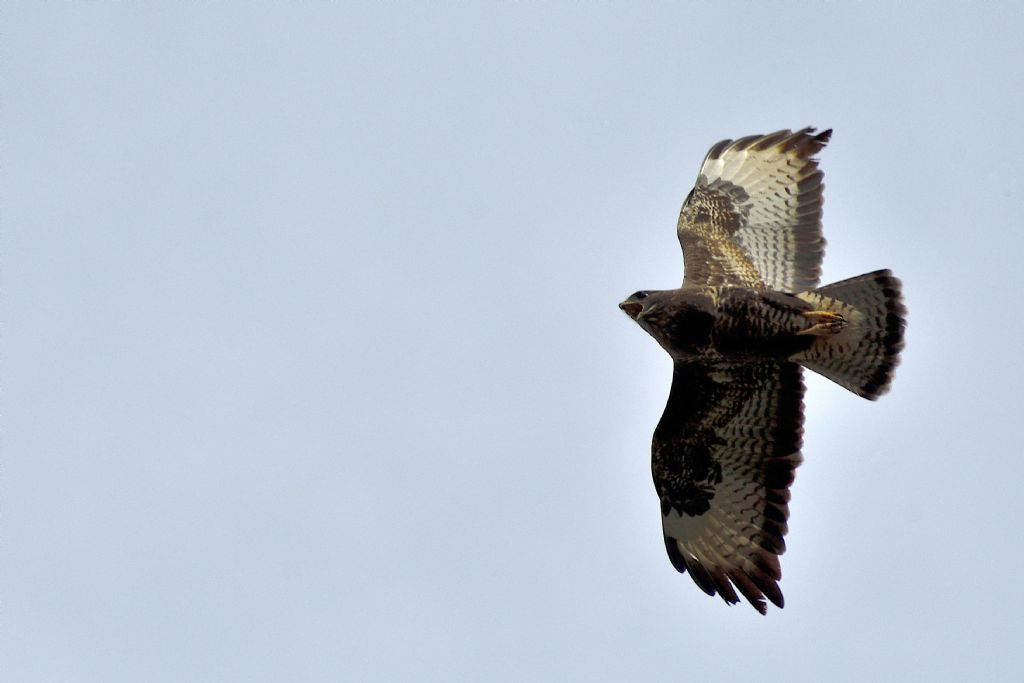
[797,310,847,336]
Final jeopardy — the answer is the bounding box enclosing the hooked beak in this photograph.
[619,300,643,320]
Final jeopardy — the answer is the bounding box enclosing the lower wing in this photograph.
[652,360,805,613]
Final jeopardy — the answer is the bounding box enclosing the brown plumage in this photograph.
[619,128,907,614]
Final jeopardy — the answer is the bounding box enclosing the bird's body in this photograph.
[620,128,906,613]
[629,287,818,362]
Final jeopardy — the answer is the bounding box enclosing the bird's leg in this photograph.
[796,310,847,336]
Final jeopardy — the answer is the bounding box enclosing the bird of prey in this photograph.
[619,128,906,614]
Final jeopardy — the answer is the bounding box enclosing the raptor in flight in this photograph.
[619,128,906,613]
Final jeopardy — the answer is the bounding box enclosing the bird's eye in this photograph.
[633,291,649,300]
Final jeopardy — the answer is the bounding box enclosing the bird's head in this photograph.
[619,290,659,321]
[620,290,676,350]
[619,289,715,358]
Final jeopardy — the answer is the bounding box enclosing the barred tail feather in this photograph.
[795,270,906,400]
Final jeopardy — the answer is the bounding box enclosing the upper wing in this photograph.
[653,359,805,614]
[677,128,831,292]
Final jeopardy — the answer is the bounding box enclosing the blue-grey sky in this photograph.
[4,3,1024,681]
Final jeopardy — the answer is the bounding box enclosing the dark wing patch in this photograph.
[653,360,805,614]
[677,128,831,293]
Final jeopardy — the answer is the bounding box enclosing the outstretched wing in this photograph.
[653,360,805,614]
[677,128,830,292]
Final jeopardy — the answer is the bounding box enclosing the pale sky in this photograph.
[4,3,1024,681]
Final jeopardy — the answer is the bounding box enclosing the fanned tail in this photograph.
[794,270,906,400]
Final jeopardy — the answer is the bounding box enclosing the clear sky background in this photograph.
[4,3,1023,681]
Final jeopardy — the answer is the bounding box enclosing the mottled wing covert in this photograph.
[677,128,831,292]
[654,360,805,614]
